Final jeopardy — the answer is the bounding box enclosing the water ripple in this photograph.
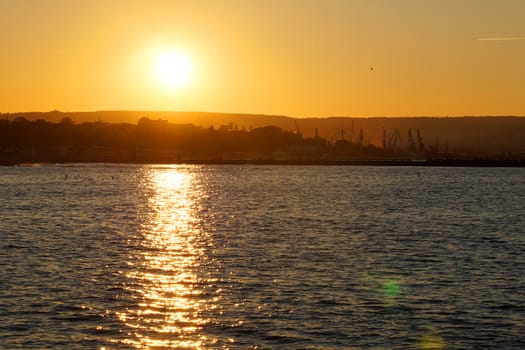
[0,165,524,348]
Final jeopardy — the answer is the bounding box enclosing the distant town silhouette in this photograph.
[1,111,525,165]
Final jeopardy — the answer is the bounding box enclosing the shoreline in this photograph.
[2,159,525,167]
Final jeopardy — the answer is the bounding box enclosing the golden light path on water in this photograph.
[117,167,217,349]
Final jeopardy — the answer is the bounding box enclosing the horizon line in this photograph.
[1,110,525,120]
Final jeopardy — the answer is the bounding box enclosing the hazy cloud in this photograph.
[478,37,525,41]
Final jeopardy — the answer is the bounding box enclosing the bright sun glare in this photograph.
[155,51,192,88]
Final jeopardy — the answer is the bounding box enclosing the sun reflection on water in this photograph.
[117,167,214,349]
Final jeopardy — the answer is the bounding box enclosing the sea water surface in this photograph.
[0,164,524,349]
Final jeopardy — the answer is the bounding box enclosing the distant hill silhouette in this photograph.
[1,110,525,153]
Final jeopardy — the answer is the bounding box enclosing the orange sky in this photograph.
[1,0,524,117]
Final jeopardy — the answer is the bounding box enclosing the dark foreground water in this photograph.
[0,164,524,349]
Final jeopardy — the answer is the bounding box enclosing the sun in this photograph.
[154,50,192,88]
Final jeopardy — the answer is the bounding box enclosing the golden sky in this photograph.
[1,0,524,117]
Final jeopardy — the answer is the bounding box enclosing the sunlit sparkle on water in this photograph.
[117,168,212,349]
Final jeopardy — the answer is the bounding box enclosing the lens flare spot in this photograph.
[383,280,401,298]
[419,334,445,350]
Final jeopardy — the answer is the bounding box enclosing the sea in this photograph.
[0,164,524,349]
